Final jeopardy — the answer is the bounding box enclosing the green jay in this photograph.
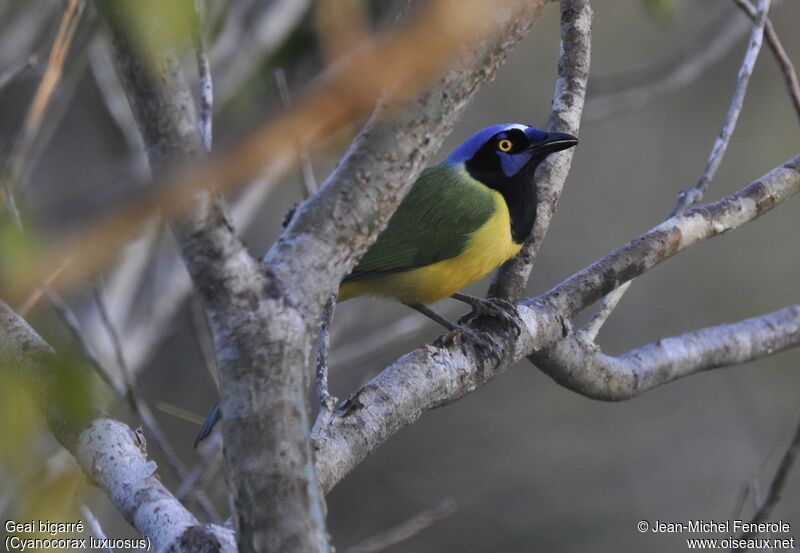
[195,123,578,446]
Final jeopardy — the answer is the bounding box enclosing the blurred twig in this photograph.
[189,294,219,385]
[211,0,312,105]
[343,498,457,553]
[80,505,113,553]
[17,257,71,316]
[0,0,86,226]
[733,0,800,122]
[4,0,523,301]
[585,7,750,122]
[732,404,800,521]
[0,54,37,92]
[316,0,369,63]
[49,283,221,523]
[274,67,319,197]
[88,35,147,170]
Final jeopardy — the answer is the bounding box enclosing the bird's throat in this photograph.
[467,167,538,244]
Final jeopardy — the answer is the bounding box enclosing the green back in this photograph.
[344,163,496,281]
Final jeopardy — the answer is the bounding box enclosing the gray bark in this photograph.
[489,0,592,301]
[96,3,328,552]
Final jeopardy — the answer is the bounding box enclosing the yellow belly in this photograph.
[338,191,522,305]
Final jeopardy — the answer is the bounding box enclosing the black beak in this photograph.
[529,131,579,155]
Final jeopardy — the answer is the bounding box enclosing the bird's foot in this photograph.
[438,324,500,360]
[451,293,522,337]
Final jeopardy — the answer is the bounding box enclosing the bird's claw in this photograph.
[456,326,501,359]
[456,296,522,337]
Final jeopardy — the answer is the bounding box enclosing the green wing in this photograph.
[344,164,496,282]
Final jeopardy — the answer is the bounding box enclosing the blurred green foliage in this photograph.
[642,0,682,19]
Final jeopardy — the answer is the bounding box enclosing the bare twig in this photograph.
[737,414,800,544]
[91,282,221,522]
[0,0,86,226]
[0,54,37,92]
[577,280,631,342]
[733,0,800,122]
[673,0,771,214]
[343,498,457,553]
[274,68,319,197]
[582,0,772,339]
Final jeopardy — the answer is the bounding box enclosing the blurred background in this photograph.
[0,0,798,551]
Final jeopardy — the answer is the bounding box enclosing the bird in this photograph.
[194,123,578,446]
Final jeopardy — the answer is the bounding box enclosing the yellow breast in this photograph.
[339,190,521,304]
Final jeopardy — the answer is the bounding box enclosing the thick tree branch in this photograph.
[0,301,235,553]
[96,2,328,552]
[533,304,800,400]
[489,0,591,301]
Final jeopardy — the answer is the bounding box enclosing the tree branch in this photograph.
[312,154,800,493]
[583,0,773,339]
[8,0,541,301]
[267,0,551,317]
[734,0,800,122]
[538,155,800,320]
[0,300,235,552]
[673,0,771,214]
[96,2,328,551]
[533,304,800,400]
[489,0,592,301]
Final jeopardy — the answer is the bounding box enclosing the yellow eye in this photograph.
[498,139,513,152]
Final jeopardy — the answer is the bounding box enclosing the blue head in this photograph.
[447,123,578,182]
[446,124,578,244]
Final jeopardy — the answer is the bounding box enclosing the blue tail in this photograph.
[194,401,220,448]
